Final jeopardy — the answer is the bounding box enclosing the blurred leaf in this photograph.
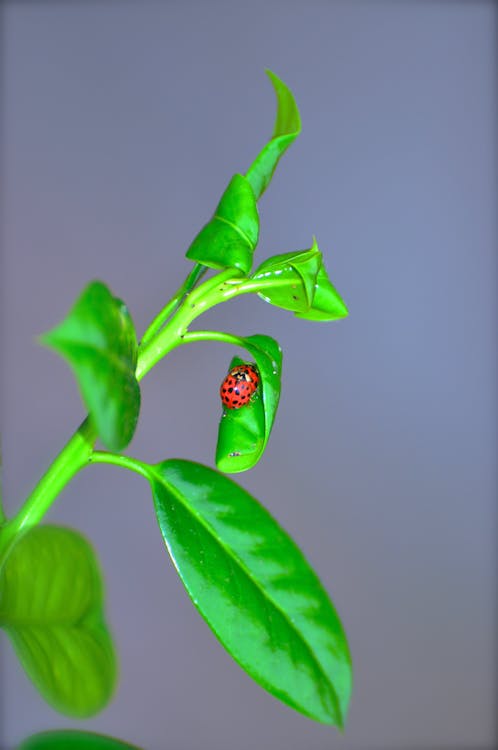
[216,334,282,473]
[246,70,301,200]
[150,459,352,727]
[0,525,116,718]
[186,174,259,273]
[17,731,142,750]
[40,281,140,451]
[295,263,349,321]
[251,240,322,313]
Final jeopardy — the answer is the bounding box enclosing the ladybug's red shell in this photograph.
[220,364,259,409]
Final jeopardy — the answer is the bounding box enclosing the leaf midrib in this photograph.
[153,468,341,721]
[213,214,255,250]
[52,339,136,380]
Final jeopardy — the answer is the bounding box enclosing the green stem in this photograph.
[181,330,246,348]
[141,263,208,346]
[90,451,153,481]
[136,268,245,380]
[0,417,96,563]
[2,267,253,542]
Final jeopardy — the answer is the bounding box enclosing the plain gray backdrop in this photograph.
[1,1,496,749]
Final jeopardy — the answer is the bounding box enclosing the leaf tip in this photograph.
[264,67,280,85]
[37,326,60,352]
[336,296,349,319]
[267,68,302,130]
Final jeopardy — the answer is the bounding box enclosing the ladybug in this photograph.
[220,363,259,409]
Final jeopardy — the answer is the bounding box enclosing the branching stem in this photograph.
[0,264,259,554]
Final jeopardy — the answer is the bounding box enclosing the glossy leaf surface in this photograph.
[246,70,301,200]
[295,263,349,321]
[251,240,322,313]
[0,526,116,718]
[150,459,352,727]
[216,334,282,473]
[40,281,140,451]
[186,174,259,273]
[18,731,141,750]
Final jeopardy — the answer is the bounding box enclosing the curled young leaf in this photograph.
[186,173,259,273]
[40,281,140,451]
[150,459,352,728]
[251,239,348,321]
[295,263,349,321]
[251,240,322,313]
[216,334,282,474]
[246,70,302,201]
[216,355,265,473]
[0,525,116,718]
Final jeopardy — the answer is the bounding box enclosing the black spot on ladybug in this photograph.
[228,387,233,393]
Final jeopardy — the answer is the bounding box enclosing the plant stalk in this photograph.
[1,266,255,549]
[0,417,96,564]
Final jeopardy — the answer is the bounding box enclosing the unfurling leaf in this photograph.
[246,70,301,201]
[0,525,116,718]
[295,261,349,321]
[40,281,140,451]
[216,355,265,473]
[216,334,282,473]
[252,239,348,321]
[186,174,259,273]
[251,240,322,313]
[150,459,352,727]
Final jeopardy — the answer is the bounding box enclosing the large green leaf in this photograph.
[216,334,282,474]
[18,731,142,750]
[186,174,259,273]
[40,281,140,451]
[0,525,116,718]
[246,70,302,201]
[150,459,352,727]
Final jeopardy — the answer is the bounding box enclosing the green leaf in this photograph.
[251,239,323,313]
[40,281,140,451]
[246,70,302,201]
[251,239,348,321]
[186,174,259,273]
[216,355,265,474]
[150,459,352,727]
[0,525,116,718]
[216,334,282,474]
[295,263,349,321]
[17,731,142,750]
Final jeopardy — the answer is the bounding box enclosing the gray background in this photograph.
[1,1,496,749]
